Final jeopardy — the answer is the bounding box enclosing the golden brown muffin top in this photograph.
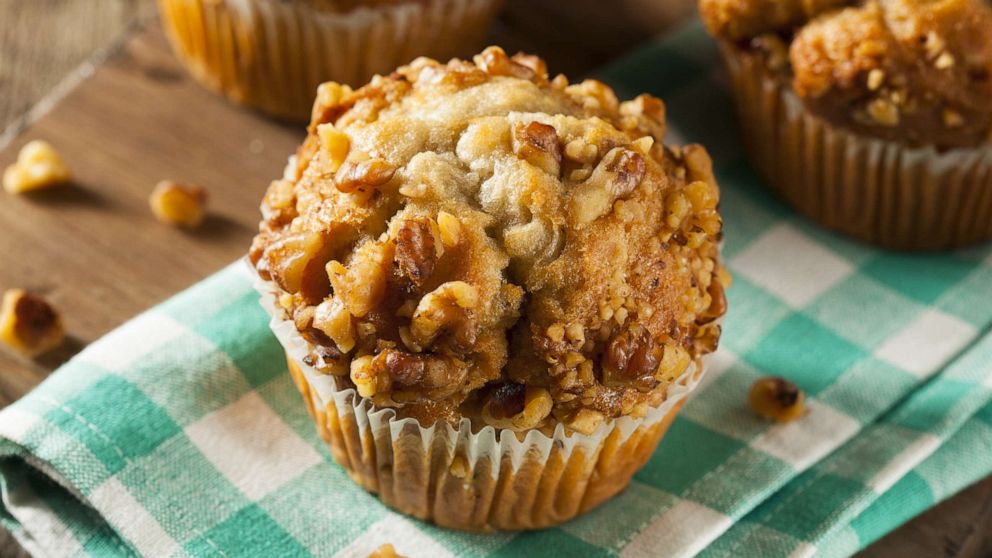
[250,47,728,433]
[699,0,992,148]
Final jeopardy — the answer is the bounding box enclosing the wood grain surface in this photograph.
[0,3,988,557]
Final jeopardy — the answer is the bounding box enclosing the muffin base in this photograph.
[158,0,502,121]
[253,270,702,531]
[288,358,686,531]
[722,43,992,251]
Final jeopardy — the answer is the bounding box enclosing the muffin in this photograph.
[158,0,502,120]
[699,0,992,250]
[249,46,729,530]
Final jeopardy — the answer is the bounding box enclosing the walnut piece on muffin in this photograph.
[250,46,729,433]
[699,0,992,148]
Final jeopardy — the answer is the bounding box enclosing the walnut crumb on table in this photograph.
[2,140,71,194]
[368,543,406,558]
[149,180,208,228]
[0,289,65,357]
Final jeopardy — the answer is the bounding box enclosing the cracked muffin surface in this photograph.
[250,47,728,433]
[700,0,992,148]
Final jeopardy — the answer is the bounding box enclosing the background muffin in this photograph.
[699,0,992,250]
[250,46,728,530]
[158,0,502,120]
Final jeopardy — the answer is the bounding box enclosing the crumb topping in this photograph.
[250,47,728,431]
[700,0,992,148]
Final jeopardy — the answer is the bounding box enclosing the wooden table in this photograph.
[0,1,989,556]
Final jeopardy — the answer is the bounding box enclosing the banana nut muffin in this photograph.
[700,0,992,149]
[158,0,501,120]
[250,46,728,434]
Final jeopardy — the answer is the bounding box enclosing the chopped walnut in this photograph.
[394,218,443,287]
[943,109,965,128]
[481,383,553,430]
[316,123,350,172]
[326,240,394,317]
[867,69,886,91]
[262,231,336,303]
[512,121,562,176]
[601,323,661,390]
[409,281,479,351]
[0,289,64,357]
[3,140,71,194]
[567,408,605,435]
[310,81,355,129]
[473,46,537,80]
[334,159,396,196]
[866,98,900,127]
[565,79,620,112]
[368,544,406,558]
[749,377,805,422]
[372,350,467,399]
[619,94,667,141]
[149,180,208,228]
[569,147,646,225]
[313,297,356,353]
[435,212,462,248]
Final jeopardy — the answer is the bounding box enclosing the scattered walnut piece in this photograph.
[368,543,406,558]
[0,289,65,357]
[749,377,805,422]
[149,180,208,228]
[3,140,71,194]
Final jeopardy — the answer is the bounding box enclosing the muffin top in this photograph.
[699,0,992,148]
[250,47,728,433]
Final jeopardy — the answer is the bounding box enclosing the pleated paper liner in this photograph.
[158,0,502,121]
[254,272,704,531]
[721,43,992,251]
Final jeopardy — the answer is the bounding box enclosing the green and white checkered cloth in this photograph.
[1,21,991,558]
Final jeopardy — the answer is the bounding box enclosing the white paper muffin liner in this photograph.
[159,0,503,120]
[249,264,706,531]
[721,43,992,250]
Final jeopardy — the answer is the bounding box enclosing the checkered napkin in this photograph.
[1,21,991,558]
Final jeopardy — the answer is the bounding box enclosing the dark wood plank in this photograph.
[0,25,303,408]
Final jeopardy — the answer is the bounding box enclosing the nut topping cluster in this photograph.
[251,47,729,430]
[700,0,992,148]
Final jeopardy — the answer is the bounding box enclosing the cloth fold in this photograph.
[0,20,990,558]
